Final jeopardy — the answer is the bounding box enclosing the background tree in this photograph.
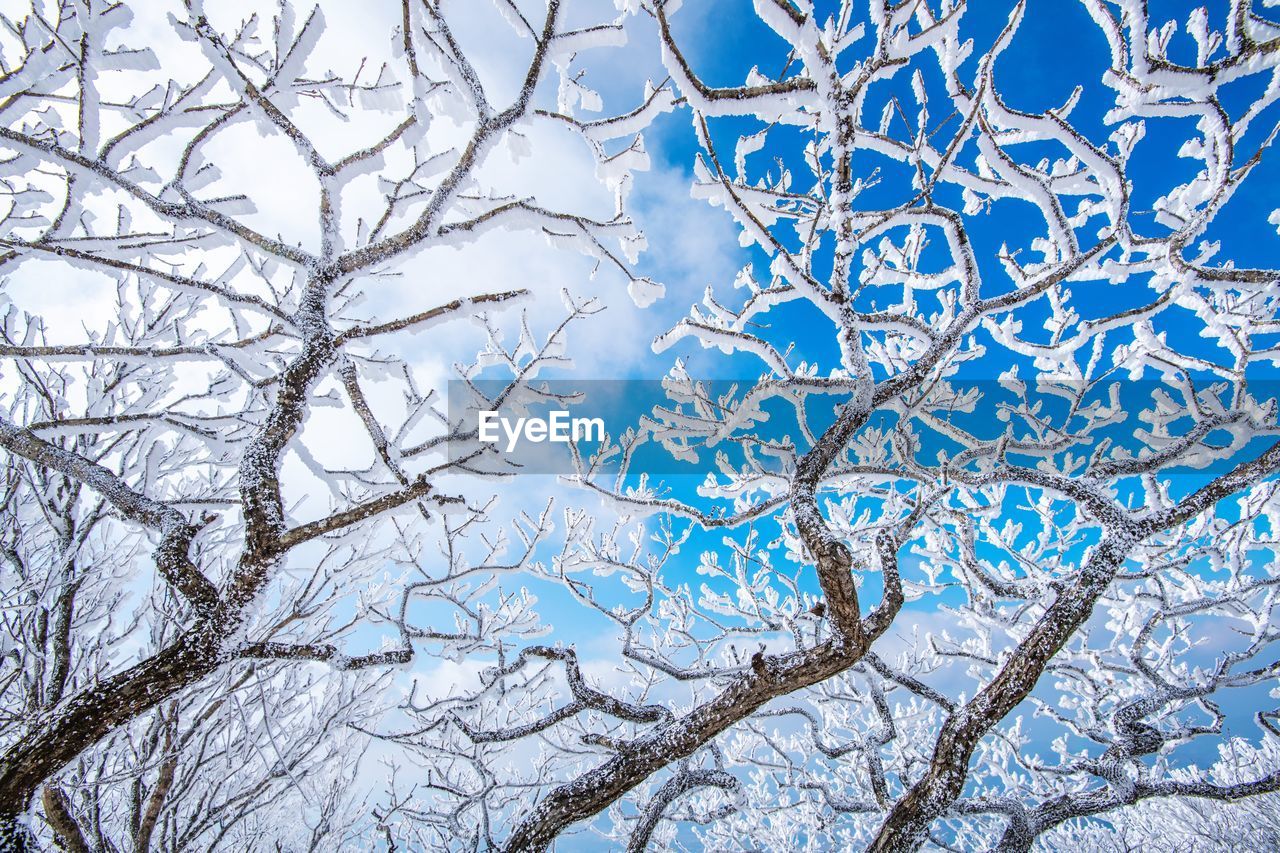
[378,1,1280,850]
[0,0,666,847]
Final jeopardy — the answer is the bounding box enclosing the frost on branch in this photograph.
[0,0,667,847]
[376,1,1280,851]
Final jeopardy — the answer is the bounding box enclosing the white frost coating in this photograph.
[2,1,1279,850]
[551,23,628,58]
[541,3,1280,849]
[0,1,682,847]
[627,276,665,309]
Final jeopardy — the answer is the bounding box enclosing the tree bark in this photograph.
[868,536,1132,851]
[40,785,89,853]
[0,630,219,824]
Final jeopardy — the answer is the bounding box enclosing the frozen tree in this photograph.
[0,411,382,852]
[379,1,1280,850]
[0,0,668,847]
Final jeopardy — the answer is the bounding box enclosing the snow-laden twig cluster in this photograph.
[0,0,667,847]
[2,0,1280,850]
[379,1,1280,850]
